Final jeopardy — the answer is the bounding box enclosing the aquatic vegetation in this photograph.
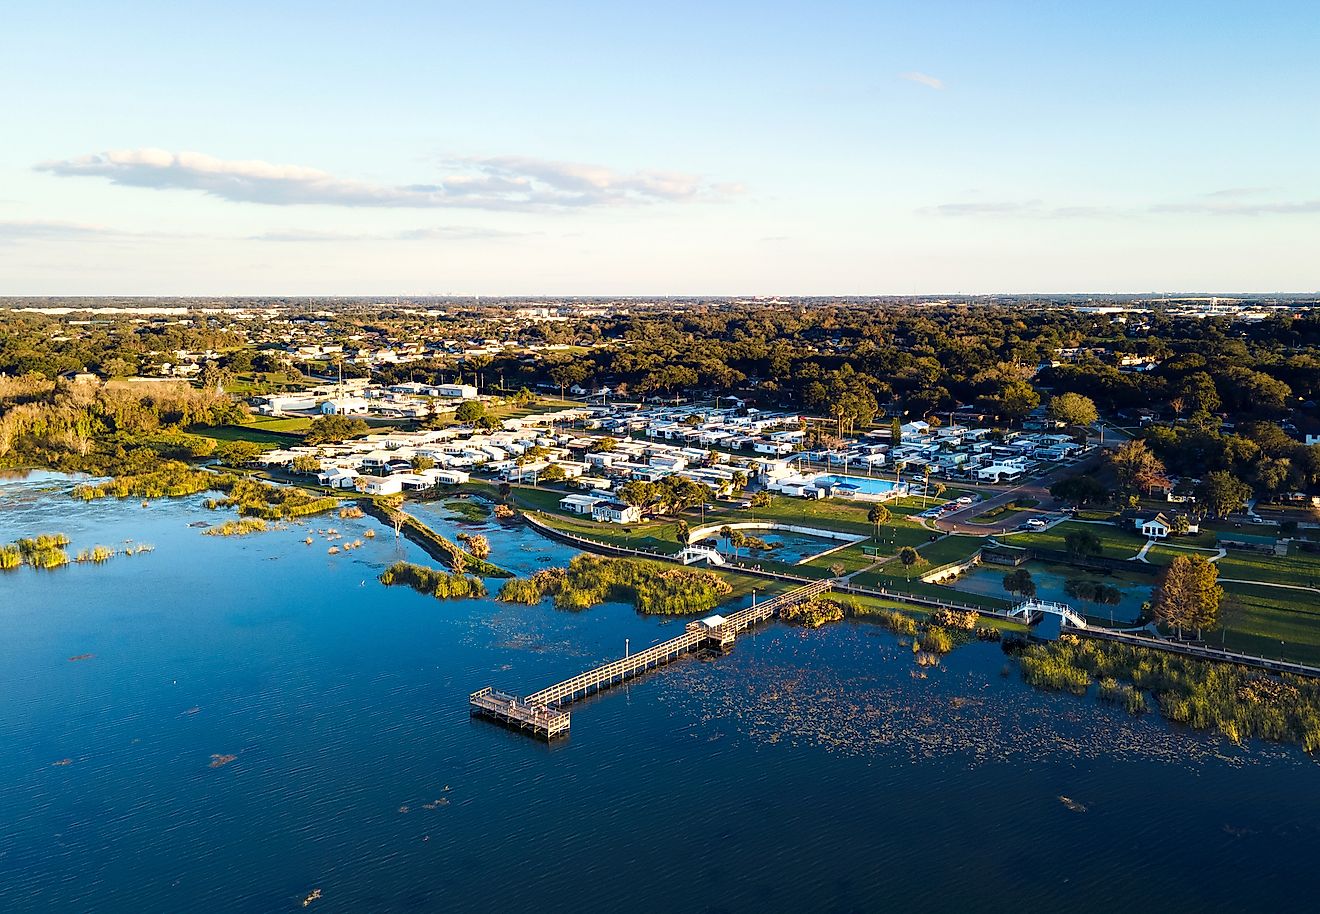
[1019,635,1320,750]
[1098,677,1148,714]
[363,529,376,538]
[209,754,237,768]
[73,461,215,500]
[549,555,732,615]
[499,557,730,614]
[780,597,845,628]
[443,499,490,522]
[379,560,488,600]
[206,477,340,520]
[338,505,365,519]
[854,605,920,636]
[930,608,979,631]
[75,545,117,564]
[204,518,269,537]
[493,504,516,520]
[498,577,546,604]
[8,533,72,570]
[919,626,955,655]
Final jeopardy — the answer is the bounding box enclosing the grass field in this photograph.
[1143,543,1222,567]
[1219,581,1320,666]
[1214,544,1320,589]
[1006,520,1149,558]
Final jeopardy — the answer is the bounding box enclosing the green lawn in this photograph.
[917,534,986,567]
[243,416,314,434]
[1219,581,1320,666]
[1007,520,1149,559]
[969,506,1030,525]
[1144,543,1221,567]
[801,542,881,574]
[1214,544,1320,589]
[191,425,288,448]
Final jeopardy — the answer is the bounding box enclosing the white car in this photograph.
[956,496,974,506]
[1026,517,1048,529]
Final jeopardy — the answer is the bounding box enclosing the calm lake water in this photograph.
[1,473,1318,913]
[950,561,1153,623]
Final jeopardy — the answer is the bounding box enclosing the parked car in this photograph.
[1026,517,1048,529]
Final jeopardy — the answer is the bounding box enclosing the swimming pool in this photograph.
[811,474,905,498]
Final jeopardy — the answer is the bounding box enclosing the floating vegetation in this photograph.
[75,545,116,564]
[363,529,376,539]
[0,545,21,570]
[379,561,488,600]
[493,504,516,520]
[208,754,237,768]
[1020,635,1320,750]
[780,597,845,629]
[204,518,269,537]
[302,888,322,908]
[305,536,314,545]
[51,758,73,767]
[328,546,341,555]
[337,505,365,519]
[67,653,94,662]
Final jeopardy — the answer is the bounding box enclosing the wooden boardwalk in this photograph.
[470,579,835,739]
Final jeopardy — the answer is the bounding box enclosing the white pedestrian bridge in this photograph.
[1008,599,1088,630]
[677,545,727,566]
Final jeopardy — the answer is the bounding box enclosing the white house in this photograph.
[1137,515,1171,539]
[1135,512,1198,538]
[356,475,403,495]
[976,463,1026,483]
[435,383,478,399]
[319,396,371,415]
[560,493,604,515]
[317,467,360,489]
[592,501,642,524]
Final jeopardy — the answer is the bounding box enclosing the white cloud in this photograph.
[251,226,525,242]
[899,71,944,90]
[923,195,1320,218]
[0,219,145,244]
[36,149,740,211]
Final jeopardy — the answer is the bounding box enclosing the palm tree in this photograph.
[867,504,891,543]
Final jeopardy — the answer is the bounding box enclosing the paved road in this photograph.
[933,430,1123,535]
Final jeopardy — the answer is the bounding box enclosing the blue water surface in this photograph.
[1,472,1318,914]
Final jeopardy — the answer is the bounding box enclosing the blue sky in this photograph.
[2,1,1317,295]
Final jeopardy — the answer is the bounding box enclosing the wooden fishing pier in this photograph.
[469,579,835,739]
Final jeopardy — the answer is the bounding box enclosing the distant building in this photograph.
[319,397,371,415]
[435,384,478,399]
[559,493,604,515]
[592,501,641,524]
